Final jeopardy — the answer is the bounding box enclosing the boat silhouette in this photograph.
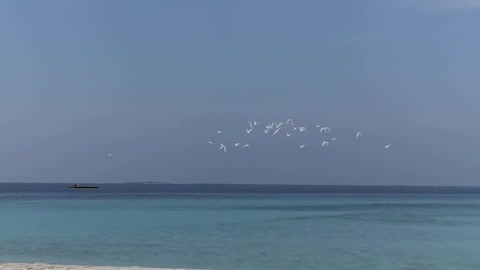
[68,184,98,189]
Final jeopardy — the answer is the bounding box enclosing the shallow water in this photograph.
[1,184,480,270]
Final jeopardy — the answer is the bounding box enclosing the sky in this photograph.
[0,0,479,185]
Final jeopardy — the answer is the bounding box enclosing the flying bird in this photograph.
[246,127,253,134]
[286,131,292,137]
[322,141,329,147]
[320,127,331,133]
[217,130,223,134]
[299,144,305,149]
[356,132,363,138]
[234,143,241,147]
[385,144,391,149]
[107,153,114,156]
[272,128,281,136]
[254,121,260,126]
[219,144,227,152]
[331,138,337,141]
[286,119,294,125]
[299,127,306,132]
[242,144,250,148]
[208,141,214,145]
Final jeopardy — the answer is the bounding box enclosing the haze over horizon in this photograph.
[1,0,479,185]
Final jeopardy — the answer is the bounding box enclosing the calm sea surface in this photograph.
[1,184,480,270]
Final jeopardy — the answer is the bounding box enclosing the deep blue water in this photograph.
[1,184,480,270]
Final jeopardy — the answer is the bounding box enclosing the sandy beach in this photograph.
[0,264,206,270]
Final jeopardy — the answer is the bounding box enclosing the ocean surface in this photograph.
[2,183,480,270]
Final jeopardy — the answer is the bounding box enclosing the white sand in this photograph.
[0,263,207,270]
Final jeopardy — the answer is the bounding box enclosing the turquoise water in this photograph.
[1,185,480,269]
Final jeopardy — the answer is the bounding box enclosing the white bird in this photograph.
[299,144,305,149]
[234,143,241,147]
[315,124,322,128]
[242,144,250,148]
[264,128,271,134]
[107,153,114,156]
[356,132,363,138]
[219,144,227,152]
[320,127,331,133]
[299,127,306,132]
[247,122,253,129]
[322,141,329,147]
[246,127,253,134]
[385,144,391,149]
[272,128,281,136]
[331,137,337,141]
[276,122,284,128]
[254,121,260,126]
[286,119,294,126]
[286,131,292,137]
[208,141,214,145]
[217,130,223,134]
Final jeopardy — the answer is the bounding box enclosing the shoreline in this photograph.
[0,263,208,270]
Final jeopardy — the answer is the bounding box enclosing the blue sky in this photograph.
[0,0,479,184]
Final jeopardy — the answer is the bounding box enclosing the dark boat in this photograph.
[68,184,98,189]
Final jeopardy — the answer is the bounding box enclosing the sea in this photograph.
[1,183,480,270]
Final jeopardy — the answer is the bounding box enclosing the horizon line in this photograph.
[1,182,480,188]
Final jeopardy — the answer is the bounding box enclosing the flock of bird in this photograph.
[208,119,391,153]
